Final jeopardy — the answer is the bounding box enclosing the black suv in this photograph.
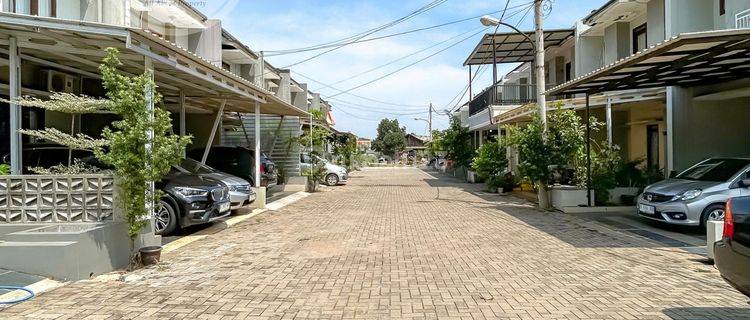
[156,166,231,235]
[188,146,278,187]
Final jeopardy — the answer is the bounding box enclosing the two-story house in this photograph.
[552,0,750,175]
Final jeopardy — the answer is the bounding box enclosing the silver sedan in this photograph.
[637,157,750,226]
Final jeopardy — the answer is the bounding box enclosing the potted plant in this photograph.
[471,140,507,192]
[94,48,190,265]
[506,105,595,209]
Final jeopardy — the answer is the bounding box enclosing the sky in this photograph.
[194,0,604,139]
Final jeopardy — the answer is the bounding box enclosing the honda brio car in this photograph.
[637,157,750,227]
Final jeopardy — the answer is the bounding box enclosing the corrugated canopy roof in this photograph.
[546,29,750,96]
[463,29,574,66]
[0,13,308,117]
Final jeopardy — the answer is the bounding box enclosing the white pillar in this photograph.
[254,101,266,208]
[254,102,261,187]
[606,97,613,147]
[201,99,226,165]
[8,36,22,174]
[666,87,674,175]
[478,130,483,146]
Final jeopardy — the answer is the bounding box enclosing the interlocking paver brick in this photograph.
[2,167,750,319]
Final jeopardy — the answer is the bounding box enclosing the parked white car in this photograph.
[300,154,348,186]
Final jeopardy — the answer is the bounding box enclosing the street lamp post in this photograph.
[480,0,547,134]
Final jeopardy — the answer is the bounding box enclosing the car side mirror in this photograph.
[740,178,750,188]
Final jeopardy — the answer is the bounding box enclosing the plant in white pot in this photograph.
[506,105,593,209]
[471,140,507,192]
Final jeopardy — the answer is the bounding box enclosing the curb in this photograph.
[0,279,64,308]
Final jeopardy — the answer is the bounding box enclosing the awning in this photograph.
[463,29,574,66]
[0,13,308,117]
[546,28,750,96]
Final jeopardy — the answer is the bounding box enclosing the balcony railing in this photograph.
[469,84,537,116]
[468,83,570,116]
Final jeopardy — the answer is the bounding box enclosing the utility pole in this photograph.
[428,102,433,137]
[534,0,547,134]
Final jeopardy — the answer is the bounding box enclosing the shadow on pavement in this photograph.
[419,167,700,250]
[662,307,750,319]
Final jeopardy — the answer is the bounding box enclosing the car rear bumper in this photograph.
[714,239,750,298]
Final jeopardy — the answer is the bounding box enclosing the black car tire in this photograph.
[701,203,726,227]
[155,199,178,236]
[325,173,339,186]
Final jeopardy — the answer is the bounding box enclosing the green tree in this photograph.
[94,48,191,240]
[426,129,445,158]
[442,116,473,168]
[371,118,406,159]
[332,132,358,171]
[471,140,507,180]
[506,105,591,209]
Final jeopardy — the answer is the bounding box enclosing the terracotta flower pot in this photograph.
[139,246,162,266]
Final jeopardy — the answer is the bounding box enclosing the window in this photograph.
[720,0,726,15]
[632,23,647,54]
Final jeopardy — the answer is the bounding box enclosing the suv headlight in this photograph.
[173,187,208,199]
[678,189,702,201]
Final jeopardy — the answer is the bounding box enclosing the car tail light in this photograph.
[260,163,267,174]
[723,199,735,240]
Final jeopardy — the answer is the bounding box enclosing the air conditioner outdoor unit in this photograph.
[42,70,79,93]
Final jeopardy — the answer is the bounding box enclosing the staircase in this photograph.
[222,115,303,178]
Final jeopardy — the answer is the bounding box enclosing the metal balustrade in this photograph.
[737,8,750,29]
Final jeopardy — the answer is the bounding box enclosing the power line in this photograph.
[292,71,427,108]
[445,1,534,113]
[264,1,535,56]
[325,26,490,99]
[328,26,486,87]
[280,0,448,69]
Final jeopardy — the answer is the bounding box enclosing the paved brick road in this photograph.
[3,167,750,319]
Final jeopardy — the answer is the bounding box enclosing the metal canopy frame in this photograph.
[463,29,574,66]
[543,29,750,206]
[0,12,308,117]
[546,28,750,96]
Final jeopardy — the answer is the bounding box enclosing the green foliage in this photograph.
[614,158,665,189]
[1,89,110,171]
[487,172,518,193]
[471,140,507,180]
[575,144,622,205]
[29,159,105,175]
[0,163,9,175]
[94,48,191,239]
[371,119,406,158]
[332,133,358,171]
[17,128,107,150]
[506,105,596,190]
[426,130,444,158]
[289,126,331,191]
[442,116,473,168]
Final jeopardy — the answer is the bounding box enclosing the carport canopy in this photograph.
[463,29,574,66]
[546,28,750,96]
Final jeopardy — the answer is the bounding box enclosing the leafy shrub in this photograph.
[471,141,507,180]
[0,163,9,175]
